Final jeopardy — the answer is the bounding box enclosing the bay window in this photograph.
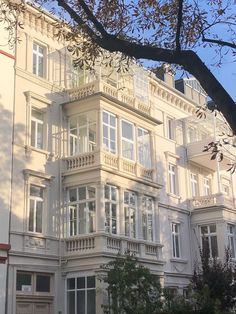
[69,112,96,156]
[124,191,137,238]
[68,186,96,236]
[137,127,151,168]
[104,185,118,234]
[122,120,134,160]
[142,196,154,241]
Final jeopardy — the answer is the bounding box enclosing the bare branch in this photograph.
[202,36,236,49]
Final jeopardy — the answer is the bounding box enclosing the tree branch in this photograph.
[202,36,236,49]
[176,0,184,51]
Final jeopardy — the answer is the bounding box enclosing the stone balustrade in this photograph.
[190,193,235,210]
[64,233,163,262]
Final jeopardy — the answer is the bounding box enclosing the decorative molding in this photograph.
[23,169,54,181]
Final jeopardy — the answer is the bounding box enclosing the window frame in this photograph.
[30,107,44,150]
[124,190,137,238]
[104,185,118,234]
[137,127,152,169]
[203,177,211,196]
[121,120,135,161]
[227,224,235,258]
[200,224,218,258]
[16,271,52,295]
[28,184,44,234]
[102,111,117,154]
[190,173,198,197]
[168,163,177,195]
[171,223,181,258]
[67,185,96,236]
[166,116,175,140]
[142,196,154,241]
[33,42,46,78]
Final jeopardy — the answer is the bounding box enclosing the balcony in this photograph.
[63,150,155,182]
[189,193,236,210]
[63,233,163,263]
[187,137,233,170]
[67,80,152,117]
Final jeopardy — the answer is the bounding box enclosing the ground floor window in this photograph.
[67,276,96,314]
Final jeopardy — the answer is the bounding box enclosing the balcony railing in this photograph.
[64,233,163,262]
[63,150,155,182]
[190,193,235,210]
[67,80,152,117]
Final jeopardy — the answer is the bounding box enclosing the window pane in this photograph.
[210,224,216,233]
[67,291,75,314]
[104,185,110,199]
[77,291,85,314]
[211,236,218,257]
[67,278,75,290]
[87,276,95,288]
[77,277,85,289]
[30,185,43,198]
[69,189,77,202]
[36,201,43,233]
[79,203,86,234]
[87,290,96,314]
[29,200,34,232]
[37,122,43,149]
[16,273,32,291]
[79,187,86,200]
[36,275,50,292]
[122,121,133,140]
[31,120,36,147]
[88,186,95,199]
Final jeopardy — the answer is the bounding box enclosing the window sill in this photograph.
[170,258,188,264]
[25,145,53,159]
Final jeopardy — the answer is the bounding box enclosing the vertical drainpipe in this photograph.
[213,114,221,193]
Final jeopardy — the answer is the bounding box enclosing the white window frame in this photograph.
[104,185,118,234]
[121,120,135,161]
[171,223,181,258]
[30,108,44,150]
[102,111,117,154]
[33,42,45,77]
[203,177,211,196]
[137,127,151,169]
[124,191,137,238]
[168,164,177,195]
[142,196,154,241]
[16,271,53,295]
[190,173,198,197]
[200,224,218,258]
[28,185,44,234]
[67,275,96,314]
[68,186,96,236]
[166,116,175,140]
[227,224,235,258]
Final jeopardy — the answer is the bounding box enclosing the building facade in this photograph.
[1,4,236,314]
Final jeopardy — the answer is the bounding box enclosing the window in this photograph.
[16,272,51,294]
[124,191,137,238]
[203,177,211,196]
[103,111,116,154]
[122,120,134,160]
[31,108,44,149]
[33,42,45,77]
[137,127,151,168]
[190,173,198,197]
[222,184,230,196]
[227,224,235,258]
[104,185,118,234]
[200,224,218,258]
[68,186,96,236]
[69,112,96,156]
[142,196,154,241]
[67,276,96,314]
[166,117,175,140]
[172,223,180,258]
[168,164,177,195]
[29,185,44,233]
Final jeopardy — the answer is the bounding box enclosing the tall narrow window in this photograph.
[29,185,44,233]
[33,42,45,77]
[203,177,211,196]
[124,191,137,238]
[31,108,44,149]
[67,276,96,314]
[168,164,177,195]
[142,196,154,241]
[166,117,175,140]
[172,223,180,258]
[103,111,116,154]
[69,112,96,156]
[137,127,151,168]
[190,173,198,197]
[122,121,134,160]
[104,185,118,234]
[200,224,218,258]
[68,186,96,236]
[227,224,235,258]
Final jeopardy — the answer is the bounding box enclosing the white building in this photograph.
[1,4,236,314]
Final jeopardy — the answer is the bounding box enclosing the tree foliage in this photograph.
[1,0,236,133]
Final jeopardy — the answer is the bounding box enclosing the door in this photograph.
[16,302,51,314]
